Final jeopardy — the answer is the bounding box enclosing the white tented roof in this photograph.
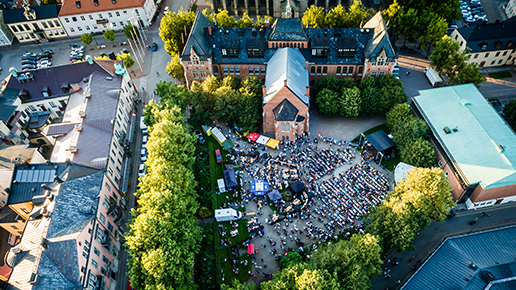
[263,48,309,106]
[256,135,270,145]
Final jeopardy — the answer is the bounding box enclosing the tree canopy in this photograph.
[400,138,436,168]
[261,263,340,290]
[280,252,303,269]
[302,5,326,28]
[123,24,141,40]
[116,52,135,68]
[503,99,516,131]
[166,53,185,80]
[103,29,115,42]
[125,105,202,290]
[367,167,455,251]
[303,1,373,29]
[80,33,93,46]
[159,7,195,54]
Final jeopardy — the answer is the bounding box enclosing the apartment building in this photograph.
[450,17,516,68]
[3,4,68,43]
[181,12,396,88]
[58,0,156,37]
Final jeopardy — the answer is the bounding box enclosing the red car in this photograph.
[215,149,222,163]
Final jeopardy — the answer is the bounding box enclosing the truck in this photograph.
[424,67,443,87]
[215,208,243,222]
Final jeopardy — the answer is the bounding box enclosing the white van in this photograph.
[140,116,147,131]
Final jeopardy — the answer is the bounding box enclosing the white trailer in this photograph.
[424,67,443,87]
[215,208,243,222]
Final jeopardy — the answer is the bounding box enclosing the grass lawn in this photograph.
[382,155,401,171]
[214,218,251,284]
[219,247,252,284]
[488,71,512,79]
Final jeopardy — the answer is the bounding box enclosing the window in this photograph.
[358,67,364,75]
[491,60,496,65]
[261,66,265,75]
[65,18,70,23]
[223,66,228,75]
[99,213,106,224]
[221,48,238,57]
[48,21,54,27]
[120,21,124,26]
[342,67,348,74]
[508,41,514,48]
[123,10,127,15]
[310,67,315,75]
[82,251,87,258]
[301,43,304,48]
[24,24,30,31]
[81,266,86,273]
[337,48,355,57]
[102,198,110,209]
[105,182,111,191]
[42,22,48,29]
[91,260,98,269]
[498,59,503,64]
[281,122,284,132]
[249,66,254,75]
[94,247,100,256]
[474,54,479,59]
[72,17,77,22]
[316,66,321,75]
[496,52,500,57]
[481,43,487,50]
[371,71,377,77]
[81,16,86,21]
[235,66,240,75]
[445,171,449,177]
[247,48,265,58]
[322,67,327,75]
[190,54,199,65]
[377,56,386,66]
[78,26,83,31]
[55,20,61,27]
[485,53,489,58]
[112,22,116,27]
[108,12,113,17]
[102,255,109,264]
[101,267,107,275]
[49,101,57,108]
[348,67,354,75]
[286,123,290,132]
[28,105,37,111]
[85,240,90,246]
[70,27,75,33]
[503,51,508,56]
[495,42,502,49]
[98,13,103,19]
[229,66,234,75]
[311,48,329,57]
[89,15,93,20]
[116,11,120,17]
[85,25,90,30]
[379,71,386,76]
[255,66,259,74]
[336,67,341,75]
[213,66,219,75]
[12,26,18,32]
[438,160,443,167]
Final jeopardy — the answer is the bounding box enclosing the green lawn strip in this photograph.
[213,221,223,283]
[382,154,401,171]
[219,247,252,284]
[216,218,251,284]
[488,71,512,79]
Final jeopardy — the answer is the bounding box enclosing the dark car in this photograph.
[21,60,36,65]
[21,64,37,70]
[22,56,36,61]
[42,49,53,54]
[37,53,52,59]
[151,42,157,51]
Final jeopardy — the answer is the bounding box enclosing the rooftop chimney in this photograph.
[284,79,287,86]
[306,86,310,97]
[208,25,212,36]
[262,85,267,96]
[305,60,309,70]
[264,19,270,28]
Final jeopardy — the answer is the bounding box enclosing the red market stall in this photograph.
[247,244,255,255]
[246,132,260,142]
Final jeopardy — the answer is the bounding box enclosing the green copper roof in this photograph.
[413,84,516,189]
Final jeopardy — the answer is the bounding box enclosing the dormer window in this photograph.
[311,49,329,57]
[190,54,200,65]
[76,1,81,8]
[337,48,355,57]
[480,42,488,50]
[94,0,98,6]
[494,41,502,49]
[221,48,238,57]
[377,55,386,66]
[507,41,513,48]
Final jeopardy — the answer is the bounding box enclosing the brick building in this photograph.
[181,12,396,88]
[262,48,309,140]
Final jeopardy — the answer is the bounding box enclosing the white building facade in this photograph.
[58,0,156,37]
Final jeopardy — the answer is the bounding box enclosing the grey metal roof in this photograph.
[363,12,397,62]
[180,12,213,61]
[269,18,307,41]
[209,27,273,65]
[457,19,516,53]
[3,4,61,24]
[264,48,309,106]
[402,226,516,290]
[365,130,395,152]
[273,98,299,121]
[0,88,19,123]
[223,169,238,188]
[44,123,77,136]
[31,251,81,290]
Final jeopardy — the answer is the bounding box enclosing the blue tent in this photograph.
[268,190,282,201]
[251,179,269,196]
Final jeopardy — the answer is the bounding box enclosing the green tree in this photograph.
[222,280,256,290]
[261,263,340,290]
[238,12,255,28]
[217,10,238,28]
[452,62,485,87]
[40,0,57,4]
[125,105,202,290]
[503,99,516,131]
[386,103,413,129]
[239,76,263,96]
[80,33,93,46]
[382,0,404,36]
[325,5,348,28]
[418,12,448,57]
[222,76,242,90]
[103,29,115,43]
[154,81,192,109]
[397,0,460,22]
[166,53,185,81]
[280,252,303,269]
[376,75,407,113]
[429,35,461,73]
[202,75,222,94]
[400,8,418,46]
[340,87,362,117]
[314,75,343,96]
[302,5,325,28]
[359,77,382,116]
[347,0,373,27]
[160,7,195,54]
[400,138,436,167]
[116,52,135,68]
[202,8,216,23]
[123,24,140,39]
[392,118,430,149]
[342,78,357,89]
[316,89,341,116]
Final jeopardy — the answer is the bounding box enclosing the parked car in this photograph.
[21,64,37,70]
[142,135,148,144]
[140,149,147,162]
[22,56,36,61]
[138,164,146,177]
[194,129,205,144]
[42,49,53,54]
[22,52,36,57]
[215,149,222,163]
[37,52,52,59]
[38,60,52,66]
[151,42,157,51]
[21,60,36,65]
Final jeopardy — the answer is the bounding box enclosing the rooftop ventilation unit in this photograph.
[106,76,113,81]
[75,124,83,131]
[79,111,86,117]
[497,144,505,153]
[69,146,78,153]
[76,1,81,8]
[94,0,98,6]
[84,88,91,97]
[443,126,452,134]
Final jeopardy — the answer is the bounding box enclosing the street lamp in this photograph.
[91,32,98,45]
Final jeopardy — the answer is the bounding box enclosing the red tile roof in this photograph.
[59,0,145,16]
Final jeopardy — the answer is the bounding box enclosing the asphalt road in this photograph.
[373,202,516,290]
